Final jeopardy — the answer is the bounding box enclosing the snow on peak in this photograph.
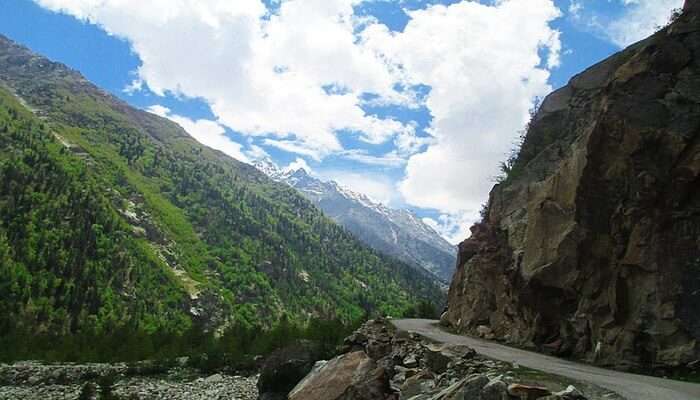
[253,158,281,178]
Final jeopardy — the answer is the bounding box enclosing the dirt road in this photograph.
[392,319,700,400]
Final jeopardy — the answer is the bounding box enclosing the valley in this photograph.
[1,1,700,399]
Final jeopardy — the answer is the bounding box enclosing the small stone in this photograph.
[554,385,587,400]
[204,373,223,383]
[477,325,493,338]
[507,383,552,400]
[403,354,419,368]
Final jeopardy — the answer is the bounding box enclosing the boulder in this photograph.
[289,351,390,400]
[257,340,318,400]
[481,379,509,400]
[403,354,419,368]
[439,312,450,327]
[476,326,493,338]
[507,383,552,400]
[368,339,393,360]
[553,385,586,400]
[423,345,451,373]
[399,370,436,399]
[203,373,223,383]
[415,374,489,400]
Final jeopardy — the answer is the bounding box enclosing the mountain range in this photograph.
[0,34,443,340]
[254,159,456,282]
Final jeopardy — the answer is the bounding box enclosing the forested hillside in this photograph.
[0,34,442,351]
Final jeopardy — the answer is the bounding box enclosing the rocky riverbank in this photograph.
[0,361,258,400]
[287,318,620,400]
[0,319,623,400]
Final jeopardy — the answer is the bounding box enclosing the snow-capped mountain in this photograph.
[254,159,457,282]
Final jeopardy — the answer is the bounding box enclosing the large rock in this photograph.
[507,384,552,400]
[257,341,318,400]
[481,379,509,400]
[399,370,436,399]
[422,344,452,373]
[445,4,700,369]
[288,351,390,400]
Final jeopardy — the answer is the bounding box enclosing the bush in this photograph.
[495,97,542,184]
[403,301,438,319]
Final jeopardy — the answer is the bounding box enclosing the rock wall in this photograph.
[445,5,700,369]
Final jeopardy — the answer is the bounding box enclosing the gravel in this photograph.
[0,362,258,400]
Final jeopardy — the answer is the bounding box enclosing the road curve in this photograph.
[391,319,700,400]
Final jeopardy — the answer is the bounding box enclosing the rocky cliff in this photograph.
[445,2,700,370]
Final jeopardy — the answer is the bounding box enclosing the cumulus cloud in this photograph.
[35,0,415,159]
[363,0,560,224]
[36,0,563,243]
[283,157,313,173]
[422,212,474,245]
[568,1,583,19]
[568,0,683,48]
[607,0,683,47]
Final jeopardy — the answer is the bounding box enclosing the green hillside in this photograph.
[0,34,442,345]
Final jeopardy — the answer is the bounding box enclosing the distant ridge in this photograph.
[254,159,457,282]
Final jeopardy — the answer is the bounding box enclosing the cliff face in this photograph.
[445,4,700,369]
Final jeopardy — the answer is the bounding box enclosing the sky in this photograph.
[0,0,684,243]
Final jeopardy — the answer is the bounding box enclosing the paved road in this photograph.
[392,319,700,400]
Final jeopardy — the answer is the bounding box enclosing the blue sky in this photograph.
[0,0,683,242]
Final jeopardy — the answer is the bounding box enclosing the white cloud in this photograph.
[569,1,583,18]
[339,149,406,167]
[422,212,475,245]
[35,0,414,159]
[262,138,325,161]
[283,157,312,173]
[319,170,399,206]
[123,78,143,94]
[362,0,560,222]
[246,143,270,160]
[147,105,250,162]
[607,0,683,47]
[568,0,683,48]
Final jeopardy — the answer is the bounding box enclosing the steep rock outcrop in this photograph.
[445,4,700,369]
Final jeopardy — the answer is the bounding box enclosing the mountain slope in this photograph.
[444,3,700,370]
[254,160,457,282]
[0,34,443,338]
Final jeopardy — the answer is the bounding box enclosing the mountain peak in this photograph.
[254,163,456,282]
[288,167,309,178]
[252,158,280,177]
